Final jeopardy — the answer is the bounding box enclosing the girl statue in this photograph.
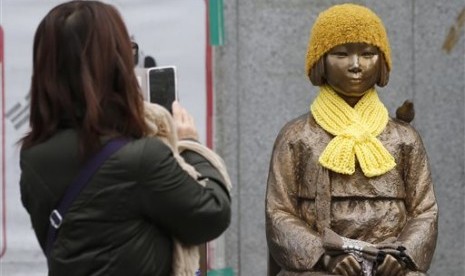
[265,4,438,276]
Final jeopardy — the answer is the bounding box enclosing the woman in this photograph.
[19,1,231,275]
[265,4,438,276]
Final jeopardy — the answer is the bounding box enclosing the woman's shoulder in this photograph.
[113,136,174,180]
[20,129,79,164]
[121,136,173,162]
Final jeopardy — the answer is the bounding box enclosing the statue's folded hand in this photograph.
[326,254,362,276]
[375,254,406,276]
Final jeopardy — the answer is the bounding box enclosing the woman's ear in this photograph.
[377,54,389,87]
[309,57,326,86]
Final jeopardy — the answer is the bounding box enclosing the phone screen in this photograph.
[148,67,176,113]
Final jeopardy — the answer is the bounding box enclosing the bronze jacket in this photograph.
[266,113,438,275]
[20,129,231,276]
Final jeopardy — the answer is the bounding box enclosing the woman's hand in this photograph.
[376,255,405,276]
[172,101,199,141]
[327,254,362,276]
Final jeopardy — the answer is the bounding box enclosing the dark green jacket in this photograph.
[20,129,231,275]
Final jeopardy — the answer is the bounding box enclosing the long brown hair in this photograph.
[22,1,148,158]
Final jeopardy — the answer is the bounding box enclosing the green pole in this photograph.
[209,0,224,45]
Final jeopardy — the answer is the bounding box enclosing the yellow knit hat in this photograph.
[305,4,392,77]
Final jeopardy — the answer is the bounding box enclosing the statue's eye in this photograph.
[362,52,376,57]
[331,52,348,57]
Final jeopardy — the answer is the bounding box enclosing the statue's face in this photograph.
[325,43,380,101]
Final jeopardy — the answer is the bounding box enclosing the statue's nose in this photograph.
[348,55,362,73]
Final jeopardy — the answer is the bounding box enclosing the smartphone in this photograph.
[147,66,178,113]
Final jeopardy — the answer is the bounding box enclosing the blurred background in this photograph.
[2,0,464,275]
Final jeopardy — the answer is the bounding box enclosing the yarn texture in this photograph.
[305,3,391,77]
[310,86,396,177]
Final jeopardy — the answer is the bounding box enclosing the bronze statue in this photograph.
[265,4,438,276]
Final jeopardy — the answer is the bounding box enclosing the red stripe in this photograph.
[0,25,7,258]
[205,0,213,149]
[204,1,214,272]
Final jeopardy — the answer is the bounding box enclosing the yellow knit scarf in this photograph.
[310,86,396,177]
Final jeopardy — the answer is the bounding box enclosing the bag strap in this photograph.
[45,137,130,257]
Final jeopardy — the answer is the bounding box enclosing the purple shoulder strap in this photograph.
[45,137,130,258]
